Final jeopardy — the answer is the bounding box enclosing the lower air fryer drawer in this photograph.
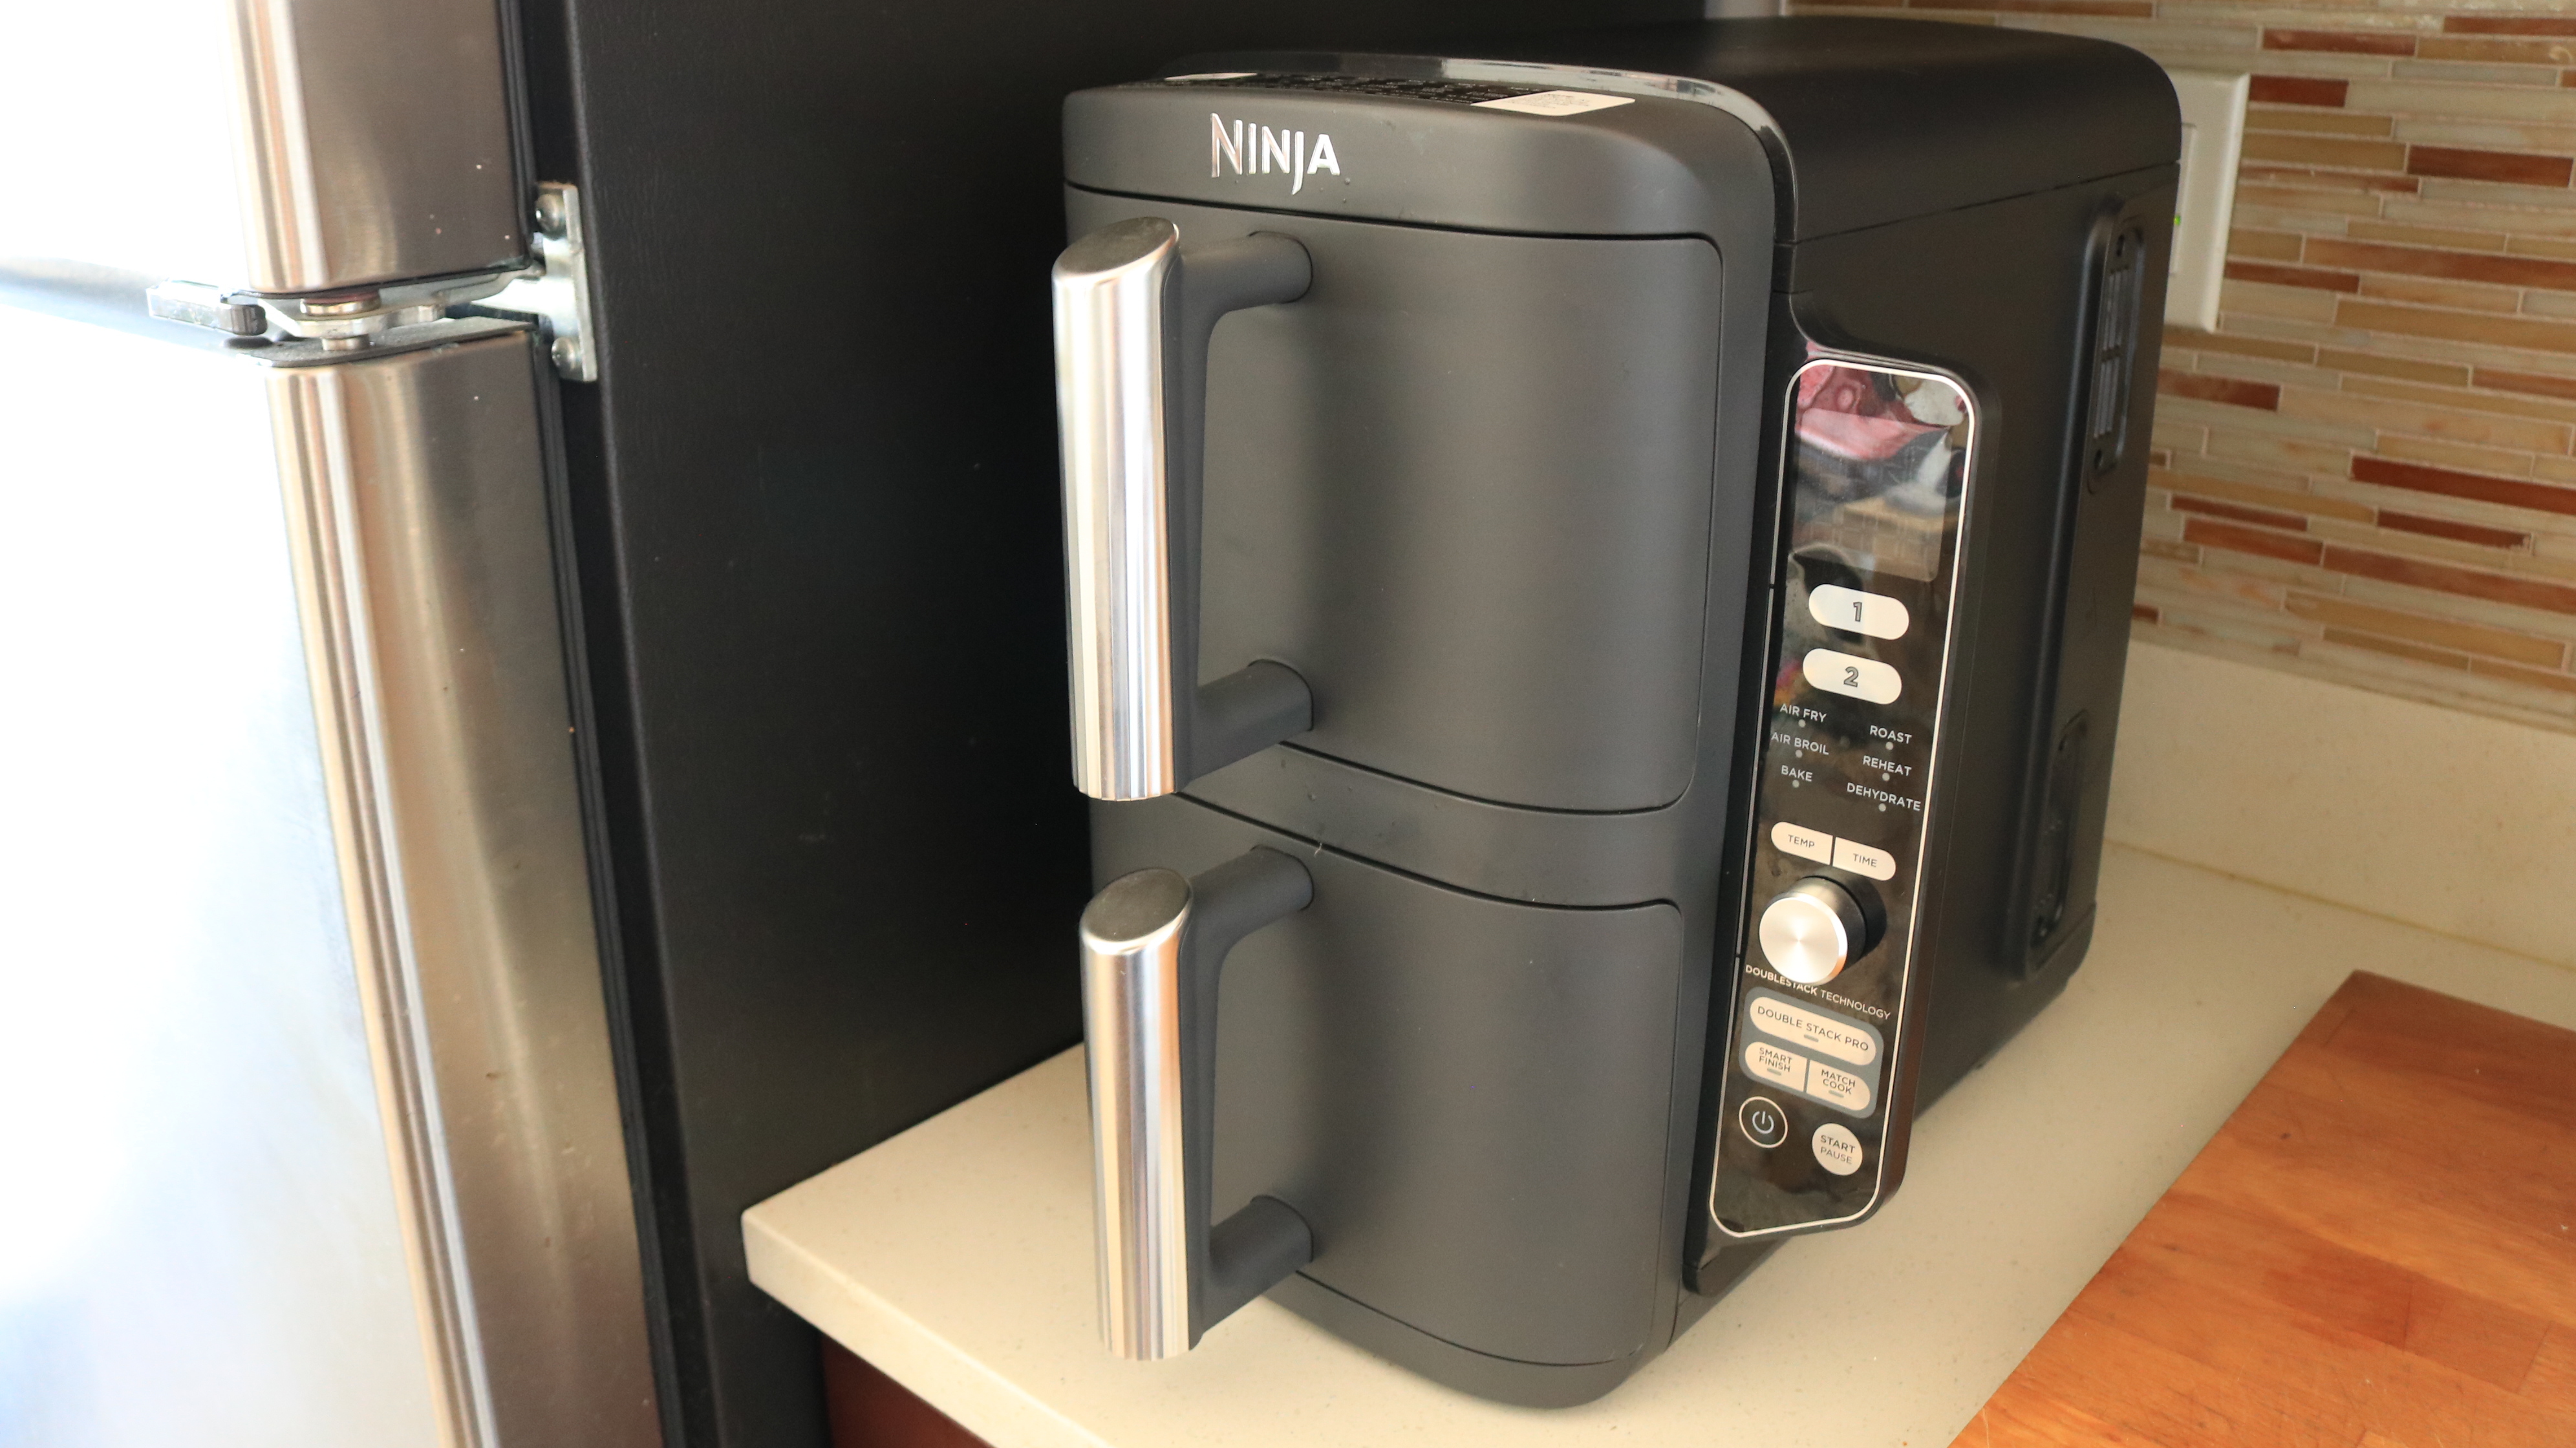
[1093,795,1683,1367]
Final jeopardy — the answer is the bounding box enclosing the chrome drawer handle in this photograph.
[1053,217,1314,801]
[1080,847,1314,1357]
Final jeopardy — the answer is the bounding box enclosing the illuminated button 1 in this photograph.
[1771,820,1833,864]
[1744,1039,1809,1093]
[1832,838,1896,881]
[1805,648,1902,705]
[1812,1123,1864,1176]
[1809,1061,1874,1114]
[1810,584,1911,641]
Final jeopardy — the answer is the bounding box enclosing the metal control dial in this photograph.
[1758,878,1869,985]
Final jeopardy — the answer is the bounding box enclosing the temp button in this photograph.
[1810,584,1911,641]
[1805,648,1903,705]
[1771,821,1834,864]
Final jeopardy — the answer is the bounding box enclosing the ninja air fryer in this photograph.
[1047,17,2179,1407]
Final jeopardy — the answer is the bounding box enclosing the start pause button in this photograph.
[1812,1123,1864,1176]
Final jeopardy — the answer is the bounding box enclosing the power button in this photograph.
[1738,1096,1789,1149]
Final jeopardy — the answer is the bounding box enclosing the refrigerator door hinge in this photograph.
[143,182,599,382]
[148,269,522,345]
[484,182,599,383]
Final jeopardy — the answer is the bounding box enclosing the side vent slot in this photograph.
[2026,711,2089,956]
[2083,228,2146,485]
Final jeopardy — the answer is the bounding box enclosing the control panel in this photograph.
[1709,354,1977,1240]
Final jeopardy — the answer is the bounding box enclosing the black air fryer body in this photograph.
[1059,18,2178,1406]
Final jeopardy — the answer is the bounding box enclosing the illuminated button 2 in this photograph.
[1810,584,1911,641]
[1771,820,1833,864]
[1809,1061,1874,1114]
[1739,1096,1789,1149]
[1805,648,1902,705]
[1832,838,1896,881]
[1744,1039,1809,1093]
[1812,1123,1864,1176]
[1747,995,1880,1067]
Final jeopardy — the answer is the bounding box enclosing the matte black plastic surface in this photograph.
[508,1,1702,1445]
[1166,847,1318,1341]
[1801,175,2170,1113]
[1155,232,1318,783]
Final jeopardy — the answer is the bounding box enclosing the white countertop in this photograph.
[744,843,2576,1448]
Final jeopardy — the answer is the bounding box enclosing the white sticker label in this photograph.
[1472,90,1637,117]
[1167,71,1255,80]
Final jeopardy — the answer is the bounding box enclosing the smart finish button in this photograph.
[1812,1123,1864,1176]
[1739,1096,1790,1149]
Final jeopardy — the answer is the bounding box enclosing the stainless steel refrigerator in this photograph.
[0,0,1696,1445]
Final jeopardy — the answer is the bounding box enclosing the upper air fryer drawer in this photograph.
[1069,192,1724,813]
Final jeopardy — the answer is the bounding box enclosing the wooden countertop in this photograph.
[1957,972,2576,1447]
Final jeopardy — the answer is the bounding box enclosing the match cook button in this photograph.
[1746,993,1880,1067]
[1804,648,1903,705]
[1809,584,1911,641]
[1744,1039,1809,1093]
[1771,820,1834,864]
[1808,1061,1874,1114]
[1832,838,1896,880]
[1812,1123,1864,1176]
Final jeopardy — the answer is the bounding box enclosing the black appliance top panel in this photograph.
[1173,17,2182,241]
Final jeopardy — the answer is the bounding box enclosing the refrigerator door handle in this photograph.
[1053,217,1313,802]
[1079,847,1315,1358]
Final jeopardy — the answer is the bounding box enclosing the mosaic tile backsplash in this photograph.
[1791,0,2576,730]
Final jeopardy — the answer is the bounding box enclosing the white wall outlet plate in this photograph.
[2165,70,2249,333]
